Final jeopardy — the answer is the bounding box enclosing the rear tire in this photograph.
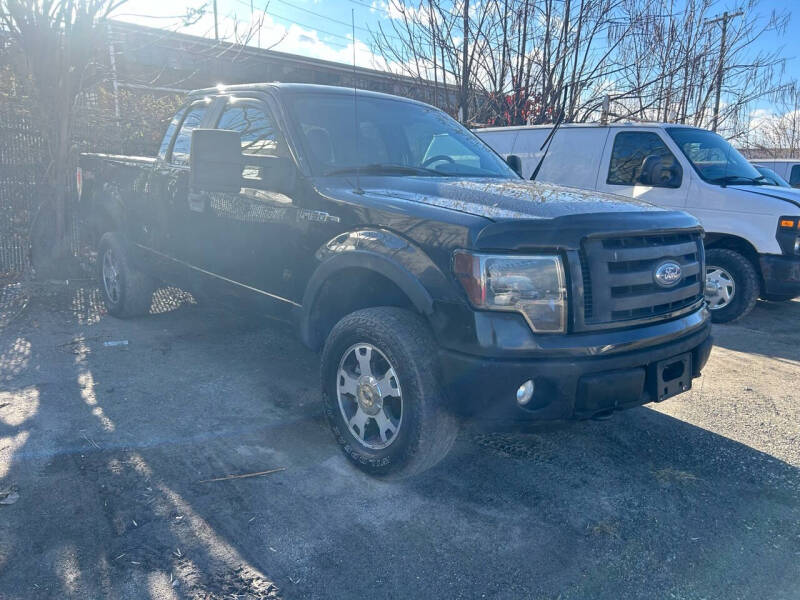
[321,307,458,478]
[98,233,155,318]
[704,248,759,323]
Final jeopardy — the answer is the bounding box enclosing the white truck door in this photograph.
[597,129,689,210]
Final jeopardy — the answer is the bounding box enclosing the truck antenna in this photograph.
[531,85,569,181]
[351,9,363,194]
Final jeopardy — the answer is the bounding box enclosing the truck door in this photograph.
[597,130,688,210]
[142,98,217,288]
[192,97,305,313]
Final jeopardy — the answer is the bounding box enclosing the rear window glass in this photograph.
[170,104,209,166]
[158,107,186,160]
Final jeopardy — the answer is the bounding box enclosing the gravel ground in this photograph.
[0,283,798,599]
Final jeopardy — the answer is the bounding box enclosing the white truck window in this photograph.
[607,131,682,189]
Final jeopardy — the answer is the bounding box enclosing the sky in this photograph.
[111,0,799,118]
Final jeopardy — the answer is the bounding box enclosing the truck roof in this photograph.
[476,122,701,133]
[188,82,431,108]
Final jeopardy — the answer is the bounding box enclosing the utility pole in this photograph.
[705,10,743,131]
[213,0,219,40]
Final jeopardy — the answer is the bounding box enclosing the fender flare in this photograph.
[299,229,453,348]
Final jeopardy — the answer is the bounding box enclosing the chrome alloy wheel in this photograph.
[705,265,736,310]
[336,343,403,450]
[102,248,122,305]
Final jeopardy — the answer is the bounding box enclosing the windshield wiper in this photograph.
[324,163,440,177]
[710,175,768,186]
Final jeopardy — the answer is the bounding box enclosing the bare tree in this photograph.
[369,0,792,139]
[749,81,800,157]
[1,0,126,267]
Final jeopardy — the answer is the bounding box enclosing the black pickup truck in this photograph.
[78,83,712,477]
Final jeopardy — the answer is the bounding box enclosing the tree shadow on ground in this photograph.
[0,285,797,599]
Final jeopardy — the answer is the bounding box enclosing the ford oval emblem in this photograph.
[654,261,682,287]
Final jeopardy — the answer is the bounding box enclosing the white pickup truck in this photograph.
[477,122,800,322]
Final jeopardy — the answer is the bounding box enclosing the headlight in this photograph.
[777,216,800,255]
[453,251,567,333]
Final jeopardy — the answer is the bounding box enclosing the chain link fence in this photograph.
[0,82,181,279]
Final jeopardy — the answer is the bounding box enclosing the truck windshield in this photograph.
[286,92,517,179]
[666,127,765,185]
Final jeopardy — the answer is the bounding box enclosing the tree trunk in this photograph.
[460,0,470,123]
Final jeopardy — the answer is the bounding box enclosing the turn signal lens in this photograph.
[780,218,796,229]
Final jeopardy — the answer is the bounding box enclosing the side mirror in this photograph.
[506,154,523,177]
[190,129,242,193]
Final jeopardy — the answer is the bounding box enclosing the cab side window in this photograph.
[790,165,800,188]
[170,103,209,166]
[607,132,682,188]
[216,103,283,158]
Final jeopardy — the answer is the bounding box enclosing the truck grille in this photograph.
[580,232,704,326]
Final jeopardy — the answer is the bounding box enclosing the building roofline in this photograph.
[107,20,460,93]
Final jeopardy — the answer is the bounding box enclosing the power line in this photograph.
[230,0,353,47]
[272,0,375,36]
[348,0,388,14]
[230,0,404,48]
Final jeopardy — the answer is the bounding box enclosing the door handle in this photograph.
[188,191,206,212]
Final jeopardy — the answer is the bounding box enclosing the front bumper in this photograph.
[439,318,712,422]
[760,254,800,297]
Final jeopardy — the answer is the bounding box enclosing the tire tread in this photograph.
[706,248,759,323]
[321,307,458,479]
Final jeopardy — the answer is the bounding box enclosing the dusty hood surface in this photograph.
[320,175,662,220]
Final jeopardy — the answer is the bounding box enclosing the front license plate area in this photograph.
[656,353,692,401]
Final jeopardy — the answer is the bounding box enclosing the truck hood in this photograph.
[729,184,800,209]
[320,175,662,220]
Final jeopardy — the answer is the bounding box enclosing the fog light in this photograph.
[516,380,535,406]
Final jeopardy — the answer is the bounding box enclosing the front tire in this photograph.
[98,233,155,318]
[760,292,797,302]
[704,248,759,323]
[321,307,458,478]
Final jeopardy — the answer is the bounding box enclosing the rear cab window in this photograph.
[157,107,186,160]
[607,131,682,188]
[169,101,211,166]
